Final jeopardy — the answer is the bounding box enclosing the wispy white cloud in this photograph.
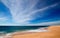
[28,3,58,16]
[0,12,9,22]
[1,0,39,24]
[26,21,60,26]
[0,17,7,21]
[0,21,60,26]
[1,0,60,25]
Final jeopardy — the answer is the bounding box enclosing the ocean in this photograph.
[0,26,49,33]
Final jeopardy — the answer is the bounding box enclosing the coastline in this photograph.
[0,25,60,38]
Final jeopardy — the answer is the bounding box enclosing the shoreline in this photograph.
[0,25,60,38]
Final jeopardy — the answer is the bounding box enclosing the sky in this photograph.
[0,0,60,25]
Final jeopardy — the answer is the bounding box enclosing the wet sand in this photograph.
[11,25,60,38]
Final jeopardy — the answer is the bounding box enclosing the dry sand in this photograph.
[11,25,60,38]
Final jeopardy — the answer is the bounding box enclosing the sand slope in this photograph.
[11,26,60,38]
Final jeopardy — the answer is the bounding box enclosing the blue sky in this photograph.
[0,1,12,24]
[0,0,60,25]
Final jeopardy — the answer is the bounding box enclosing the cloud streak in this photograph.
[1,0,60,25]
[27,21,60,26]
[0,21,60,26]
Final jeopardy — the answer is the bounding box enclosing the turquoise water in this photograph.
[0,26,48,33]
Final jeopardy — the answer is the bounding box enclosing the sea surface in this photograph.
[0,26,48,33]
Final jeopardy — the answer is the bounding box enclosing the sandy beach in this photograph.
[10,25,60,38]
